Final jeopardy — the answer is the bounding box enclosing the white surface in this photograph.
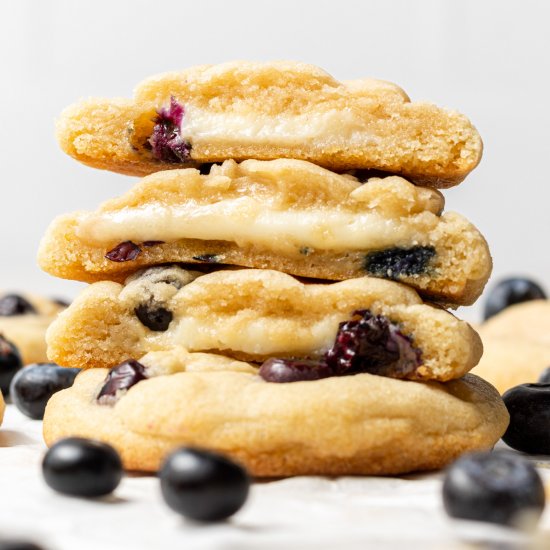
[0,404,549,549]
[1,0,550,322]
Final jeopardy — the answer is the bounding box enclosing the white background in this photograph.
[1,0,548,321]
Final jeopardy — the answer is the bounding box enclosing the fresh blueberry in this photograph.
[443,451,545,527]
[502,383,550,454]
[105,241,142,262]
[538,367,550,384]
[97,359,148,405]
[0,541,45,550]
[484,278,546,320]
[365,246,436,278]
[259,358,335,383]
[10,363,80,420]
[42,437,122,497]
[0,294,36,316]
[0,335,23,396]
[134,304,173,331]
[160,447,250,521]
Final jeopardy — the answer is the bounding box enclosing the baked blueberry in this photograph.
[365,246,436,278]
[0,335,23,396]
[97,359,147,405]
[160,447,250,521]
[537,367,550,384]
[42,437,122,497]
[134,304,173,331]
[442,451,545,527]
[0,294,36,316]
[10,363,80,419]
[502,383,550,454]
[484,278,546,320]
[259,358,335,383]
[105,241,142,262]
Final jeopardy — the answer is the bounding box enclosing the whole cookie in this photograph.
[472,300,550,393]
[43,348,508,476]
[38,159,492,306]
[46,266,483,382]
[0,293,66,365]
[56,61,482,187]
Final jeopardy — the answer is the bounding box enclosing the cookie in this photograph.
[0,293,66,365]
[37,159,492,306]
[43,348,508,476]
[56,61,482,187]
[472,300,550,393]
[46,266,482,382]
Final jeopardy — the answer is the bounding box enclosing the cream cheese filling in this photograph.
[77,198,438,254]
[182,106,378,144]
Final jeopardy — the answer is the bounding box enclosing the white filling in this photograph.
[182,106,376,144]
[77,198,435,254]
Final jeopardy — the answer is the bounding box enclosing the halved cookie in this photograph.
[56,61,482,187]
[38,159,491,305]
[0,293,67,364]
[46,266,482,382]
[43,348,508,476]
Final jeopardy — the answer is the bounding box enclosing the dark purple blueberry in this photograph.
[10,363,80,419]
[192,254,221,263]
[0,294,36,316]
[105,241,141,262]
[97,359,147,405]
[259,358,335,383]
[484,277,546,320]
[160,447,250,521]
[443,451,545,527]
[538,367,550,384]
[0,541,45,550]
[325,310,421,378]
[142,240,165,247]
[0,335,23,396]
[502,383,550,454]
[135,304,173,332]
[42,437,122,497]
[365,246,436,278]
[149,97,192,163]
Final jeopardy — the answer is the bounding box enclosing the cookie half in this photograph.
[38,159,491,305]
[46,266,482,382]
[472,301,550,393]
[0,293,66,364]
[56,61,482,187]
[43,349,508,476]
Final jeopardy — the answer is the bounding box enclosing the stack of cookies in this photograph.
[39,61,508,476]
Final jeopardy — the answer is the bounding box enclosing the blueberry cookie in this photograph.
[43,348,508,476]
[472,300,550,393]
[38,159,491,305]
[0,293,66,365]
[46,266,482,381]
[56,61,482,187]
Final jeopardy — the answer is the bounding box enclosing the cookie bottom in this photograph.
[43,368,508,476]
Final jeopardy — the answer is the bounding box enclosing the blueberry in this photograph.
[134,304,173,331]
[484,278,546,320]
[0,294,36,316]
[10,363,80,420]
[97,359,148,405]
[259,358,335,383]
[105,241,142,262]
[0,541,45,550]
[365,246,436,278]
[538,367,550,384]
[42,437,122,497]
[0,335,22,396]
[160,447,250,521]
[501,383,550,454]
[442,451,545,527]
